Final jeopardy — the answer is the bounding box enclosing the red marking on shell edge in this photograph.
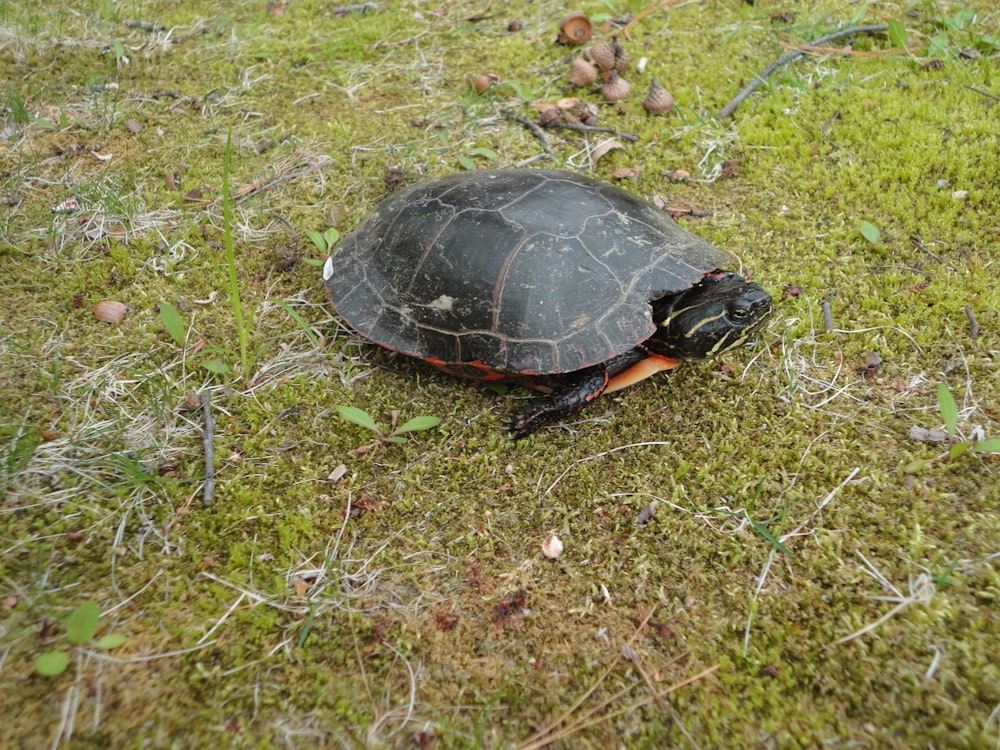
[424,357,519,381]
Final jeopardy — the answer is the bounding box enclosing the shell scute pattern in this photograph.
[325,170,729,376]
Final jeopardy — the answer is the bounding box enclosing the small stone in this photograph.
[541,532,564,559]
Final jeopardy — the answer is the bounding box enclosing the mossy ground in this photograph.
[1,0,998,747]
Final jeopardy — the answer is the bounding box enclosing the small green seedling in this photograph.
[157,301,231,374]
[936,383,1000,461]
[458,146,499,172]
[906,383,1000,472]
[887,19,909,51]
[859,220,881,245]
[306,228,341,257]
[34,601,126,676]
[336,406,440,453]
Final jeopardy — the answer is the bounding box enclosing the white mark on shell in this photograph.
[425,294,455,312]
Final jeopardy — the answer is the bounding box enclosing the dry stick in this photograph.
[520,607,659,747]
[965,85,1000,103]
[501,110,557,160]
[965,305,980,340]
[201,393,216,506]
[626,650,702,750]
[124,19,166,31]
[822,296,834,334]
[719,24,889,119]
[553,120,640,143]
[516,664,720,750]
[234,160,330,206]
[619,0,694,41]
[332,2,379,15]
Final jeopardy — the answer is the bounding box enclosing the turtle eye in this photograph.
[729,301,752,321]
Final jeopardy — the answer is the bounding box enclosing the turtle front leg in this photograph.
[506,347,677,438]
[506,365,611,439]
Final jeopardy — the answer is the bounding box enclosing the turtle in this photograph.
[323,169,772,438]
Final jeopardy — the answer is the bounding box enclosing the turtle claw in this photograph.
[502,412,543,440]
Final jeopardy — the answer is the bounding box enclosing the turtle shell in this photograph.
[323,169,729,377]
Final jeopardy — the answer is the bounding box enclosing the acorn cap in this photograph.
[642,77,674,114]
[558,13,593,46]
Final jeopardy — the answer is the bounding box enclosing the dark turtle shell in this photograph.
[323,169,729,377]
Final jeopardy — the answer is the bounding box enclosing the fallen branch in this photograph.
[332,2,379,15]
[201,393,216,506]
[502,110,557,160]
[719,24,889,119]
[551,120,639,143]
[965,305,980,340]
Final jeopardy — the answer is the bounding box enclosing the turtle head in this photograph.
[650,271,772,360]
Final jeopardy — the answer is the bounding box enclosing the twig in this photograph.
[662,206,712,218]
[964,305,980,340]
[822,296,834,334]
[201,393,216,506]
[964,85,1000,103]
[501,110,557,160]
[522,607,659,745]
[332,2,379,15]
[234,159,331,205]
[624,648,702,749]
[719,24,889,119]
[124,20,166,32]
[549,120,639,143]
[619,0,694,41]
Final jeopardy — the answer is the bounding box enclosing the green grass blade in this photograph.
[222,130,248,378]
[749,518,790,555]
[266,299,319,347]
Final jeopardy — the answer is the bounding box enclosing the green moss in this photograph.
[1,0,999,746]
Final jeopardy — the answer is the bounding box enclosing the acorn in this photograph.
[642,77,674,114]
[558,13,593,46]
[610,37,631,72]
[93,300,127,324]
[568,57,597,87]
[538,107,560,128]
[600,70,630,102]
[588,42,616,72]
[467,73,498,94]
